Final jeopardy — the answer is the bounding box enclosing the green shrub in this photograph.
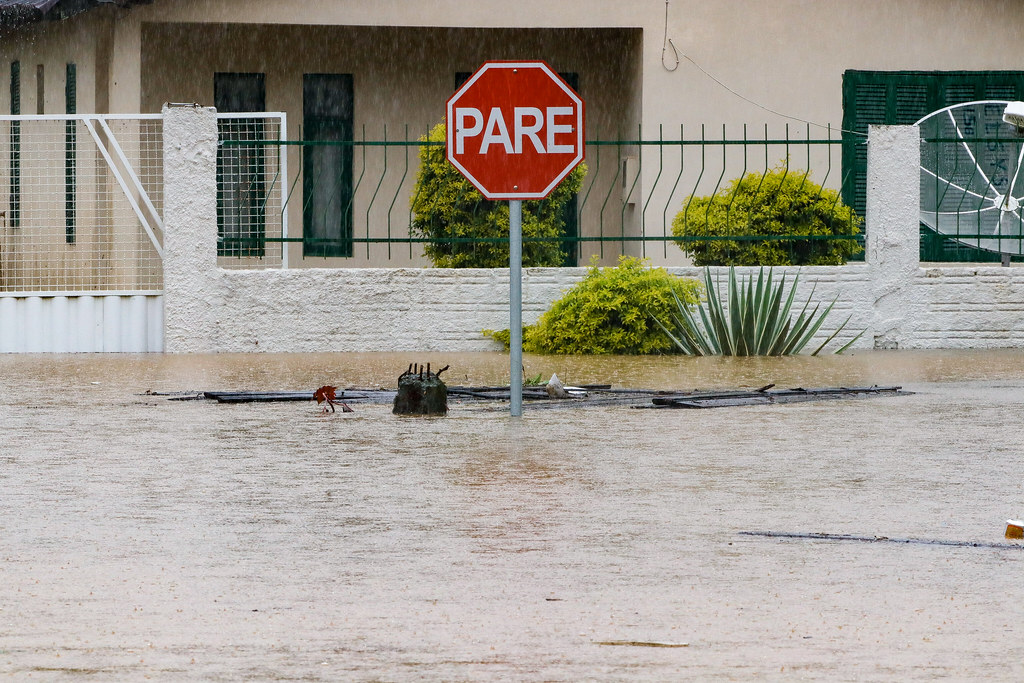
[671,164,862,266]
[484,256,702,354]
[411,122,586,268]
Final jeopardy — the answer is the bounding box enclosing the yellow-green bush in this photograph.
[411,122,586,268]
[485,256,702,354]
[672,164,862,266]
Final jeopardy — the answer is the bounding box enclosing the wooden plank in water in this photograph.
[204,391,312,403]
[205,391,370,404]
[650,385,905,409]
[740,530,1024,551]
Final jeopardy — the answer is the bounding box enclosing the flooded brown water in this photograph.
[3,350,1024,681]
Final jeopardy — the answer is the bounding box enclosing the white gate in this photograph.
[0,112,287,352]
[0,113,164,352]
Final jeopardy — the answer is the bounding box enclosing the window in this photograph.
[303,73,353,258]
[454,71,581,266]
[214,72,266,257]
[65,63,76,244]
[842,70,1024,261]
[9,61,20,228]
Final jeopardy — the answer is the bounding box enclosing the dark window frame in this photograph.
[214,72,267,258]
[302,73,354,258]
[9,61,20,228]
[65,62,76,244]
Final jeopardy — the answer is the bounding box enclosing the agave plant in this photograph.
[654,267,863,356]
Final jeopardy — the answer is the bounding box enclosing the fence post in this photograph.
[866,124,921,349]
[162,104,221,353]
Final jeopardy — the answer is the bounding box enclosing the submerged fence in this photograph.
[218,124,865,267]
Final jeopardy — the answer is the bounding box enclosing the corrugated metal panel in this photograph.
[0,294,163,352]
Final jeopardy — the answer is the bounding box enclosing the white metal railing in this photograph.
[0,113,163,295]
[216,112,288,269]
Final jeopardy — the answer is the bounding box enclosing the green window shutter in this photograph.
[843,70,1024,261]
[10,61,19,115]
[894,84,929,124]
[943,83,976,106]
[302,73,354,258]
[65,63,76,244]
[841,77,885,217]
[9,61,20,228]
[986,84,1017,100]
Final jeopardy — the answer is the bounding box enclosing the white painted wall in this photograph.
[161,107,1024,353]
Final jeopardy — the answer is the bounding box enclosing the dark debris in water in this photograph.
[152,384,909,410]
[740,530,1024,550]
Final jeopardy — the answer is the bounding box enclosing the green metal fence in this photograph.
[219,124,865,267]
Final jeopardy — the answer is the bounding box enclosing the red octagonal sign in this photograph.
[446,61,585,200]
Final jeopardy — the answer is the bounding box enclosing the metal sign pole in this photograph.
[509,199,523,417]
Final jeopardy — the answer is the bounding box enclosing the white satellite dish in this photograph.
[916,100,1024,257]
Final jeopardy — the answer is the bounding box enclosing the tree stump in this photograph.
[393,363,449,416]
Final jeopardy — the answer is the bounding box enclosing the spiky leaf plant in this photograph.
[654,267,863,356]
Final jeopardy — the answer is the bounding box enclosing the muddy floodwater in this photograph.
[3,350,1024,680]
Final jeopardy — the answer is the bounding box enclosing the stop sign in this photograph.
[446,61,585,200]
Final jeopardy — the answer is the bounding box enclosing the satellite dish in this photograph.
[916,100,1024,256]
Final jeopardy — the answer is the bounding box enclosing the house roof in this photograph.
[0,0,60,26]
[0,0,148,28]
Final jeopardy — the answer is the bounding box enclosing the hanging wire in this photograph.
[661,0,864,137]
[661,0,679,72]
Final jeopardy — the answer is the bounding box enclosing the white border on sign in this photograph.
[445,60,585,200]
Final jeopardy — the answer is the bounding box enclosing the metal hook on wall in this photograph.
[662,0,680,72]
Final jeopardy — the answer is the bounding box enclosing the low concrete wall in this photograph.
[162,107,1024,353]
[910,266,1024,348]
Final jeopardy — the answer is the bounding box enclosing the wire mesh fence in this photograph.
[219,123,864,268]
[0,114,163,293]
[216,112,287,269]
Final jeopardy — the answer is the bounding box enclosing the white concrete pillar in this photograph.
[162,104,221,353]
[866,125,921,349]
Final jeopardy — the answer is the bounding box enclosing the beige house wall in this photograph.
[0,11,114,115]
[114,0,1024,129]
